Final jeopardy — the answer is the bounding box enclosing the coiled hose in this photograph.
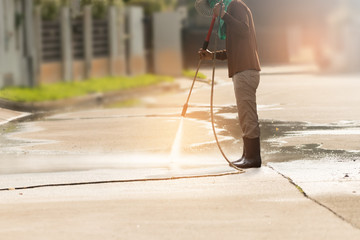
[182,2,245,173]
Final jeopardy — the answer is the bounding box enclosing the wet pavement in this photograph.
[0,65,360,238]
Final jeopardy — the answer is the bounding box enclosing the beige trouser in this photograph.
[232,70,260,139]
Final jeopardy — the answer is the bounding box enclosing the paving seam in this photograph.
[267,164,360,231]
[0,170,244,192]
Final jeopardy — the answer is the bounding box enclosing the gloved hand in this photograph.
[198,48,214,60]
[213,2,226,18]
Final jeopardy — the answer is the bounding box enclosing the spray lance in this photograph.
[181,0,219,117]
[181,0,245,172]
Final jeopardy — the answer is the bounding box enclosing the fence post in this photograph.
[33,5,42,86]
[108,5,117,76]
[83,5,92,79]
[126,6,146,75]
[21,0,38,87]
[116,6,126,75]
[60,6,73,82]
[0,2,4,88]
[153,11,183,76]
[1,0,17,87]
[108,6,126,76]
[107,5,126,76]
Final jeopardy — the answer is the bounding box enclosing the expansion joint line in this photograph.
[0,171,244,192]
[267,164,360,230]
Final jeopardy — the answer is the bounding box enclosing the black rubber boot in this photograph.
[232,137,261,169]
[231,143,245,165]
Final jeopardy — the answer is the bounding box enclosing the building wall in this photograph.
[1,2,131,88]
[37,5,129,84]
[40,63,63,84]
[91,58,110,79]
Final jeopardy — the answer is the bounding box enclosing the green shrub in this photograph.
[125,0,178,15]
[0,75,173,103]
[40,0,60,20]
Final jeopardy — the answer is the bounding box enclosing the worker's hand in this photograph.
[198,49,214,60]
[213,2,226,18]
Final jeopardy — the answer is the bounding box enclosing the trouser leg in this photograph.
[232,70,260,139]
[237,99,260,138]
[232,70,262,168]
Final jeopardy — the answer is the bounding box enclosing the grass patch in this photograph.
[0,74,173,103]
[296,185,305,195]
[183,69,207,80]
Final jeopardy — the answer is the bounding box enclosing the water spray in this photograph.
[180,0,245,172]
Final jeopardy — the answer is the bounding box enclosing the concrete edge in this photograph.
[0,111,32,126]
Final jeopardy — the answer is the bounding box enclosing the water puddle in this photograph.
[182,106,360,163]
[0,123,32,153]
[1,106,360,174]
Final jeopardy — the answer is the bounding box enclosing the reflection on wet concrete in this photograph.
[0,123,29,153]
[1,105,359,172]
[1,104,360,195]
[182,106,360,163]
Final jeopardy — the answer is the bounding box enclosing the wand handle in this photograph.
[202,15,216,50]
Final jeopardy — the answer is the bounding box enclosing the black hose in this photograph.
[182,2,244,172]
[210,2,244,172]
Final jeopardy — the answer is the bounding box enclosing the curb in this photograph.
[0,82,179,113]
[0,110,32,126]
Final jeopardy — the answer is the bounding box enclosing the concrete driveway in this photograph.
[0,65,359,239]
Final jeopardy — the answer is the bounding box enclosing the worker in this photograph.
[199,0,262,168]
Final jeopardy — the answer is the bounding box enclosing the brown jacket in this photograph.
[216,0,261,77]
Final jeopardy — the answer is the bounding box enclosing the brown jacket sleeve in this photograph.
[222,2,250,38]
[215,2,250,61]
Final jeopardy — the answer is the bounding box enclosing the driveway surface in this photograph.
[0,65,359,239]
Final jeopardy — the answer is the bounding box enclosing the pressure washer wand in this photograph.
[181,60,201,117]
[181,15,217,117]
